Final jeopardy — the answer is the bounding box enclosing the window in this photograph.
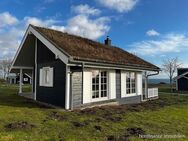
[126,72,136,94]
[24,78,28,81]
[92,70,108,100]
[39,67,53,87]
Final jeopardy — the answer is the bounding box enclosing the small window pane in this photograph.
[96,85,99,91]
[126,72,136,94]
[92,70,108,99]
[96,91,99,98]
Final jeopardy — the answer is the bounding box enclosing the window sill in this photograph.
[40,85,53,87]
[122,93,137,98]
[91,97,108,102]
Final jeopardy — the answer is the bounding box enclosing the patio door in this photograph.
[91,70,108,102]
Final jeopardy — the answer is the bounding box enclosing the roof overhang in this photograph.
[68,58,161,72]
[10,25,69,73]
[10,24,160,74]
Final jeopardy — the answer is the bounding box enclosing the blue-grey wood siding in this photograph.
[70,67,83,108]
[117,95,141,104]
[116,70,121,99]
[36,39,66,108]
[116,69,142,104]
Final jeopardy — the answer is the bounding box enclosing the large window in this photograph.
[126,72,136,94]
[39,67,54,87]
[92,70,108,99]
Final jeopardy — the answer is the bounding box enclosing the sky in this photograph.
[0,0,188,78]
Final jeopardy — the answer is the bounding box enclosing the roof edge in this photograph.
[70,58,160,71]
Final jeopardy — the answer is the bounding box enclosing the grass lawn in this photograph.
[0,83,188,141]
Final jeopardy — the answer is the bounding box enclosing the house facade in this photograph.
[10,25,160,110]
[174,68,188,91]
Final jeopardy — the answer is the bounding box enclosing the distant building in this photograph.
[0,69,4,79]
[174,68,188,91]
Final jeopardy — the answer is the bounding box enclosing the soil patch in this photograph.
[102,113,122,122]
[72,121,89,127]
[5,121,35,130]
[126,127,145,136]
[95,117,104,122]
[106,127,145,141]
[94,125,102,131]
[79,108,97,115]
[105,116,122,122]
[58,134,65,141]
[107,135,117,141]
[48,111,67,121]
[106,135,129,141]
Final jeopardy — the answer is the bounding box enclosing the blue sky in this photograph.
[0,0,188,78]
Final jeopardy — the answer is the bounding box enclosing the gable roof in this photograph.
[32,25,160,71]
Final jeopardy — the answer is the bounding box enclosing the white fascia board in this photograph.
[24,73,32,78]
[69,59,160,72]
[29,26,69,64]
[84,64,143,72]
[11,66,34,69]
[10,25,69,73]
[174,71,188,80]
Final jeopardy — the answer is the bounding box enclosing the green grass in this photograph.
[0,83,188,141]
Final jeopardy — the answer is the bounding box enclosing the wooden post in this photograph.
[19,68,23,94]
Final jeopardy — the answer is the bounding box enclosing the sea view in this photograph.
[148,79,170,84]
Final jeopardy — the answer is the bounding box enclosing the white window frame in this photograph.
[91,70,108,102]
[39,67,54,87]
[125,72,137,97]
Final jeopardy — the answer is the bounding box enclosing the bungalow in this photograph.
[174,68,188,91]
[10,25,160,110]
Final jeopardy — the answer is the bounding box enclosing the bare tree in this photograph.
[162,57,181,92]
[0,59,12,79]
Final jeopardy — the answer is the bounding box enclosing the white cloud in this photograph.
[0,12,18,27]
[24,17,58,27]
[97,0,138,13]
[146,29,160,36]
[0,28,23,60]
[0,7,110,59]
[65,15,110,40]
[129,33,188,56]
[51,25,65,32]
[0,13,61,60]
[67,5,109,39]
[72,4,101,16]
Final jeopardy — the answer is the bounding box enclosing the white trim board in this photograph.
[174,71,188,80]
[29,26,69,64]
[24,73,32,78]
[10,26,31,72]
